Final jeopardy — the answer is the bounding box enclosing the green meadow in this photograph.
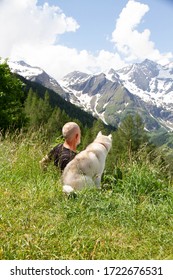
[0,131,173,260]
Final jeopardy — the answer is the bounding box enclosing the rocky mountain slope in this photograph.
[8,60,68,99]
[59,59,173,131]
[8,59,173,132]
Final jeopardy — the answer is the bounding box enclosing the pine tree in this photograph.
[24,88,34,114]
[116,114,148,159]
[91,119,107,137]
[24,90,53,129]
[27,91,40,128]
[45,107,62,139]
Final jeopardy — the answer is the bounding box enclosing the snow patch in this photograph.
[8,60,43,78]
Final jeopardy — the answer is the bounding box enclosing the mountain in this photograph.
[59,59,173,132]
[8,61,98,128]
[8,59,173,133]
[8,60,68,99]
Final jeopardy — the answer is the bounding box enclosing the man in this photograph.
[39,122,81,171]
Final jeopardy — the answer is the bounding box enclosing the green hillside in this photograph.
[0,131,173,260]
[18,74,97,129]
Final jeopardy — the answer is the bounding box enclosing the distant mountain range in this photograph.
[8,59,173,133]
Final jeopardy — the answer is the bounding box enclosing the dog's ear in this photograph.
[97,131,102,137]
[108,134,112,140]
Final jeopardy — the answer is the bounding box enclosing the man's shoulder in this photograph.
[54,143,63,149]
[48,143,63,156]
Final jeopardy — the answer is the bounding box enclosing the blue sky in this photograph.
[38,0,173,54]
[0,0,173,80]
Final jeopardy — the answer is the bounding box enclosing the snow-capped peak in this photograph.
[6,58,173,132]
[60,71,91,88]
[8,60,43,79]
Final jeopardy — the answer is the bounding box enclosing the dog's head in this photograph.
[94,131,112,152]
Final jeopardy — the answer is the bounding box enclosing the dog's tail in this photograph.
[63,185,74,195]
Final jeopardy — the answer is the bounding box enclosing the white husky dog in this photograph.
[62,131,112,194]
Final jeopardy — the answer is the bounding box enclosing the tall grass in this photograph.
[0,131,173,259]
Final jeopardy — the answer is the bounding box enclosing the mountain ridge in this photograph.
[8,59,173,132]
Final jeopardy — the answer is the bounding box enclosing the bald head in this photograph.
[62,122,81,144]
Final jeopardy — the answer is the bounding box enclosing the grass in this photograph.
[0,131,173,260]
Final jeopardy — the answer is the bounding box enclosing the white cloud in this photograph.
[95,50,126,73]
[0,0,172,80]
[111,0,173,65]
[0,0,126,80]
[11,44,126,80]
[0,0,79,57]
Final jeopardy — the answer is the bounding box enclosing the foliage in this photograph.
[150,130,173,148]
[0,131,173,260]
[25,89,54,129]
[0,60,26,132]
[81,119,111,149]
[117,114,148,153]
[19,74,96,128]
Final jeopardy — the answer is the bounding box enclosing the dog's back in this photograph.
[62,131,112,194]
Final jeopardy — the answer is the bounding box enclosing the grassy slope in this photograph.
[0,132,173,260]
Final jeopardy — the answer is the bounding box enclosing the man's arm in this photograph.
[39,154,51,170]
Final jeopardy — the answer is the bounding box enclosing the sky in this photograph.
[0,0,173,80]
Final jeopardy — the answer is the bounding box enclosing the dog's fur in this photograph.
[62,131,112,194]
